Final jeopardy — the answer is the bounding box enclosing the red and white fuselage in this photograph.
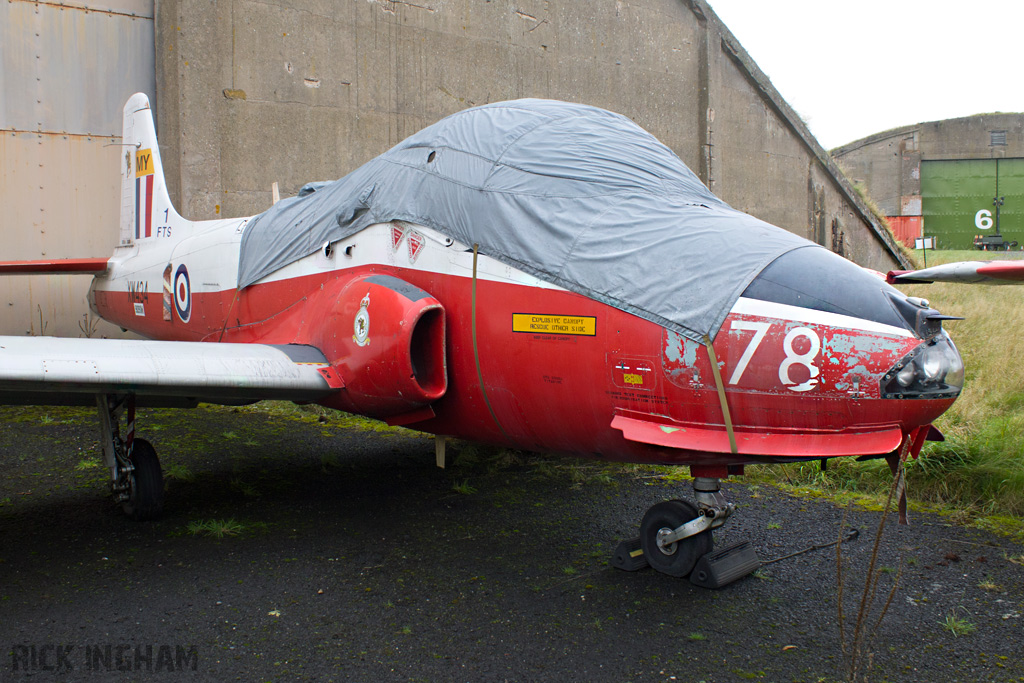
[89,215,958,478]
[0,92,956,483]
[0,90,967,557]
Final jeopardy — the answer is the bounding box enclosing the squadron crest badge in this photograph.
[353,293,371,346]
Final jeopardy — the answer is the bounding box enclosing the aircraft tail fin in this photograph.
[119,93,183,246]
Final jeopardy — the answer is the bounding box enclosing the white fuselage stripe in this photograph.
[252,222,565,291]
[731,297,915,338]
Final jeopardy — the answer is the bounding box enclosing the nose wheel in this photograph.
[617,476,744,582]
[639,500,713,577]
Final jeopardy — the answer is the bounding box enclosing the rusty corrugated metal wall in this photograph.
[0,0,155,337]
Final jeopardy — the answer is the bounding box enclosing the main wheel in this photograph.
[639,499,713,577]
[121,438,165,521]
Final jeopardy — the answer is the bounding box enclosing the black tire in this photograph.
[639,499,713,578]
[121,438,165,521]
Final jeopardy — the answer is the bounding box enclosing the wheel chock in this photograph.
[689,541,760,589]
[611,537,649,572]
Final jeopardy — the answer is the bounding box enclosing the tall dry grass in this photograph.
[905,251,1024,425]
[900,249,1024,515]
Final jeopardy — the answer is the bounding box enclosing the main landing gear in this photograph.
[614,476,760,587]
[97,394,165,520]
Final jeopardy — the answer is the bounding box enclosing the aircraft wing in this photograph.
[0,336,342,407]
[887,260,1024,285]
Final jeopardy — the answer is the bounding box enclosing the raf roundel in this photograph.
[173,264,191,323]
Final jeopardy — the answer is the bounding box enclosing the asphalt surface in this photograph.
[0,403,1021,682]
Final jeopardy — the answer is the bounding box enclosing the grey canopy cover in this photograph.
[238,99,815,342]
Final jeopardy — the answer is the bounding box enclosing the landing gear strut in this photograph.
[614,476,756,584]
[639,477,735,577]
[96,394,164,520]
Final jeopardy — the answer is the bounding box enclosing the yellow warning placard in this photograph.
[135,149,154,177]
[512,314,596,336]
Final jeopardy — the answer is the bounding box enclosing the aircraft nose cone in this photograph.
[881,331,962,402]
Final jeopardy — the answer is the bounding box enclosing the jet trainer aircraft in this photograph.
[0,95,965,579]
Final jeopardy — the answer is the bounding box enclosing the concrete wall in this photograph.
[0,0,155,337]
[833,113,1024,218]
[155,0,906,272]
[0,0,906,337]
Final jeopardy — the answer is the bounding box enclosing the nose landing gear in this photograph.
[639,499,713,577]
[615,476,758,586]
[638,477,735,577]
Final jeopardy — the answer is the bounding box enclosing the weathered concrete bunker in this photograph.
[2,0,906,336]
[834,113,1024,250]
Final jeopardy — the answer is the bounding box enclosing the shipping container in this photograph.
[886,216,923,248]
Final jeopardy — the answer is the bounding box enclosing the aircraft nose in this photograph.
[880,330,963,402]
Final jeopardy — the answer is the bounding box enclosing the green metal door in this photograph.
[1000,159,1024,243]
[922,158,1024,249]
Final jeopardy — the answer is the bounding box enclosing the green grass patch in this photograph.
[451,479,477,495]
[230,401,426,438]
[977,578,1002,592]
[186,518,246,538]
[941,612,977,637]
[745,459,1024,542]
[164,463,195,482]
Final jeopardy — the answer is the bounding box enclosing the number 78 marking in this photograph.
[728,321,771,385]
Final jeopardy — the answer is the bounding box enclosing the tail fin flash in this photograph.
[120,93,181,246]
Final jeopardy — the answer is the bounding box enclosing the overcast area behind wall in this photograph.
[708,0,1024,149]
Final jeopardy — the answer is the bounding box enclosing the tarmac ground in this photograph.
[0,403,1021,682]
